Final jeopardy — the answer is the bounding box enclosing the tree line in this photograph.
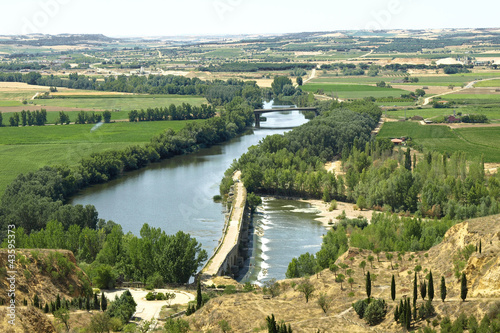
[9,109,47,127]
[199,62,316,72]
[128,103,215,122]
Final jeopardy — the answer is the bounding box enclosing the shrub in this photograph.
[223,285,237,295]
[156,293,165,300]
[164,318,190,333]
[353,298,369,318]
[364,298,387,326]
[145,292,156,301]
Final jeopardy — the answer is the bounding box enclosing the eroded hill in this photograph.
[188,214,500,332]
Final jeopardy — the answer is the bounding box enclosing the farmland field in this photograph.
[378,121,500,162]
[301,83,410,98]
[31,94,208,111]
[0,120,202,196]
[474,79,500,87]
[383,106,500,122]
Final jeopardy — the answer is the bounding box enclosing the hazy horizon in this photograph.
[1,0,499,38]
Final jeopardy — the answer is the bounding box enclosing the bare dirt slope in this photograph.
[188,214,500,332]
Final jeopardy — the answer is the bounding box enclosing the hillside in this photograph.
[188,214,500,332]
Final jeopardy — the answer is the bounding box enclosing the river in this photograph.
[71,103,325,285]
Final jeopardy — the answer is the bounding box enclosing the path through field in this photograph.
[423,77,499,105]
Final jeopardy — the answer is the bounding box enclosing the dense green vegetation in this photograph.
[302,83,410,99]
[128,103,215,122]
[199,62,316,72]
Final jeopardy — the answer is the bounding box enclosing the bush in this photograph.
[156,293,165,300]
[353,299,369,318]
[145,292,156,301]
[419,300,436,320]
[223,285,237,295]
[164,318,190,333]
[364,298,387,326]
[145,272,164,290]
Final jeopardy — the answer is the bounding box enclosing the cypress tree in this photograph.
[428,271,434,301]
[479,240,482,254]
[56,294,61,310]
[33,294,39,308]
[94,292,100,310]
[420,281,427,300]
[413,272,418,307]
[196,278,202,310]
[440,276,447,302]
[461,273,468,302]
[78,297,83,309]
[366,271,372,300]
[85,296,90,311]
[44,303,49,313]
[101,292,107,311]
[404,148,411,171]
[394,305,399,322]
[405,298,411,330]
[391,275,396,301]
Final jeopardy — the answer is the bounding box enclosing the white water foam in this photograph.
[291,208,322,214]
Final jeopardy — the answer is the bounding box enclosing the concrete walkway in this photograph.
[202,171,246,276]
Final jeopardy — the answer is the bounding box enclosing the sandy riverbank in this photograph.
[299,198,376,229]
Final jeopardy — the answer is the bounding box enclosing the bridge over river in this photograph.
[254,107,318,127]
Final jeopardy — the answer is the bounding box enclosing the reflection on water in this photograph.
[72,107,325,281]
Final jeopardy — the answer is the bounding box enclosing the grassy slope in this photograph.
[0,120,202,196]
[378,121,500,162]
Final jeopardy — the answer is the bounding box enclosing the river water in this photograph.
[71,104,325,285]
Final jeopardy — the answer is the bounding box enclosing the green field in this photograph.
[445,94,500,100]
[384,106,500,122]
[0,120,202,196]
[302,83,410,98]
[378,121,500,162]
[474,79,500,87]
[31,95,208,111]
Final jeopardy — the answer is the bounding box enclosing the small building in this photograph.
[391,138,404,145]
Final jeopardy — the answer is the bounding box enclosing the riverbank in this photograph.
[299,199,375,228]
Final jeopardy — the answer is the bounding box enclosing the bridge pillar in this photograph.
[254,112,260,128]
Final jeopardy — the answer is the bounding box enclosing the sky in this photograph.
[1,0,499,37]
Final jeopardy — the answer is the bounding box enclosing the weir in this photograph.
[200,171,250,279]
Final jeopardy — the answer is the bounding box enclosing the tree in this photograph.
[103,111,112,123]
[336,274,345,290]
[359,261,366,275]
[413,272,418,306]
[329,262,339,277]
[33,294,40,308]
[88,312,111,333]
[85,296,91,312]
[348,277,355,290]
[440,276,447,302]
[366,271,372,299]
[54,308,70,331]
[364,299,387,326]
[461,273,468,302]
[386,253,394,269]
[271,76,293,95]
[404,148,411,171]
[415,89,426,97]
[479,239,482,254]
[0,112,2,126]
[297,278,315,303]
[196,278,202,310]
[296,77,303,86]
[420,281,427,300]
[367,255,374,268]
[101,292,107,311]
[94,292,100,310]
[428,271,434,302]
[391,275,396,301]
[357,195,367,210]
[107,290,137,324]
[317,292,331,314]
